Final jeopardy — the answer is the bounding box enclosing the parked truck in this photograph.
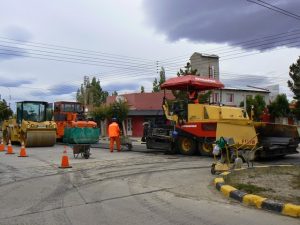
[143,75,299,159]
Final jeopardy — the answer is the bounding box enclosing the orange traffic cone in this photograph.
[6,140,15,155]
[59,147,72,168]
[0,139,5,152]
[18,142,28,157]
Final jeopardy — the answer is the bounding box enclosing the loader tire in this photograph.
[177,137,196,155]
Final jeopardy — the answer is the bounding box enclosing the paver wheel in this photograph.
[199,142,214,156]
[177,137,196,155]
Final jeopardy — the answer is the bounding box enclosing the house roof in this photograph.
[222,87,270,93]
[190,52,219,58]
[106,91,175,110]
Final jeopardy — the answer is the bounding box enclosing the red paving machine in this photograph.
[143,75,299,159]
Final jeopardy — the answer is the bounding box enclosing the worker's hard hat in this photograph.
[112,117,117,122]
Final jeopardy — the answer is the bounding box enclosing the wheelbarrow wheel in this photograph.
[83,153,90,159]
[126,143,132,151]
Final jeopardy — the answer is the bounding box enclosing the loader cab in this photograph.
[16,101,51,124]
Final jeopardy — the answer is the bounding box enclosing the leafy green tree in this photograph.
[0,99,13,121]
[152,67,166,92]
[106,101,129,123]
[288,56,300,118]
[240,95,266,121]
[90,105,108,125]
[177,62,197,76]
[152,78,160,92]
[268,94,290,118]
[140,86,145,93]
[112,91,118,96]
[76,76,108,106]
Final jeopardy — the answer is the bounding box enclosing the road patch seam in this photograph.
[213,168,300,218]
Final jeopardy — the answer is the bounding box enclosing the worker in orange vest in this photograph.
[188,90,199,104]
[108,117,121,152]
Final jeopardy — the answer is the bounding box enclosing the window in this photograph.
[226,93,234,103]
[214,93,219,103]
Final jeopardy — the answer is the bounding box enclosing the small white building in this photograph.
[190,52,273,107]
[211,87,270,107]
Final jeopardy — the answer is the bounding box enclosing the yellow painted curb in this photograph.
[220,171,230,176]
[214,178,224,185]
[282,203,300,218]
[243,194,267,208]
[220,185,237,197]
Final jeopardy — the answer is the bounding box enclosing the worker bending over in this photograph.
[108,118,121,152]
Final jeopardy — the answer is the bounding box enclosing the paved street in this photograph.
[0,144,298,225]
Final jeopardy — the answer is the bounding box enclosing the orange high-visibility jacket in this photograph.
[108,122,120,137]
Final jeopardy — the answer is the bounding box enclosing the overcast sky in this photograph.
[0,0,299,109]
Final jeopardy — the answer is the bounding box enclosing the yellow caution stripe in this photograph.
[282,203,300,218]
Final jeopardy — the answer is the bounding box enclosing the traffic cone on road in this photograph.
[59,147,72,168]
[6,140,15,155]
[0,139,5,152]
[18,142,28,157]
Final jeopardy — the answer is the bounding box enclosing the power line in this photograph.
[0,36,155,63]
[247,0,300,21]
[159,28,300,63]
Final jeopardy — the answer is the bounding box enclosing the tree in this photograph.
[112,91,118,96]
[90,105,108,125]
[240,95,266,121]
[152,67,166,92]
[288,56,300,118]
[177,62,197,76]
[140,86,145,93]
[0,99,13,121]
[76,76,108,106]
[152,78,160,92]
[268,94,290,118]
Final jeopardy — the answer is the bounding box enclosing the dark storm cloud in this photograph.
[0,77,33,87]
[48,84,78,95]
[143,0,300,50]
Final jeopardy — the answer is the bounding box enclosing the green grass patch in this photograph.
[234,183,272,194]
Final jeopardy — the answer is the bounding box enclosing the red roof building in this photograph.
[106,91,174,137]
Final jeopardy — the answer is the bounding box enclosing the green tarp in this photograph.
[63,127,100,144]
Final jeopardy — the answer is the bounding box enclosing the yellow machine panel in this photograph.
[216,122,258,148]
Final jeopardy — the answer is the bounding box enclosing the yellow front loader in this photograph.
[2,101,57,147]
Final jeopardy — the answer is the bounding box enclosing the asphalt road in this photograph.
[0,143,298,225]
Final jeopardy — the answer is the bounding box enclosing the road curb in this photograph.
[213,167,300,218]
